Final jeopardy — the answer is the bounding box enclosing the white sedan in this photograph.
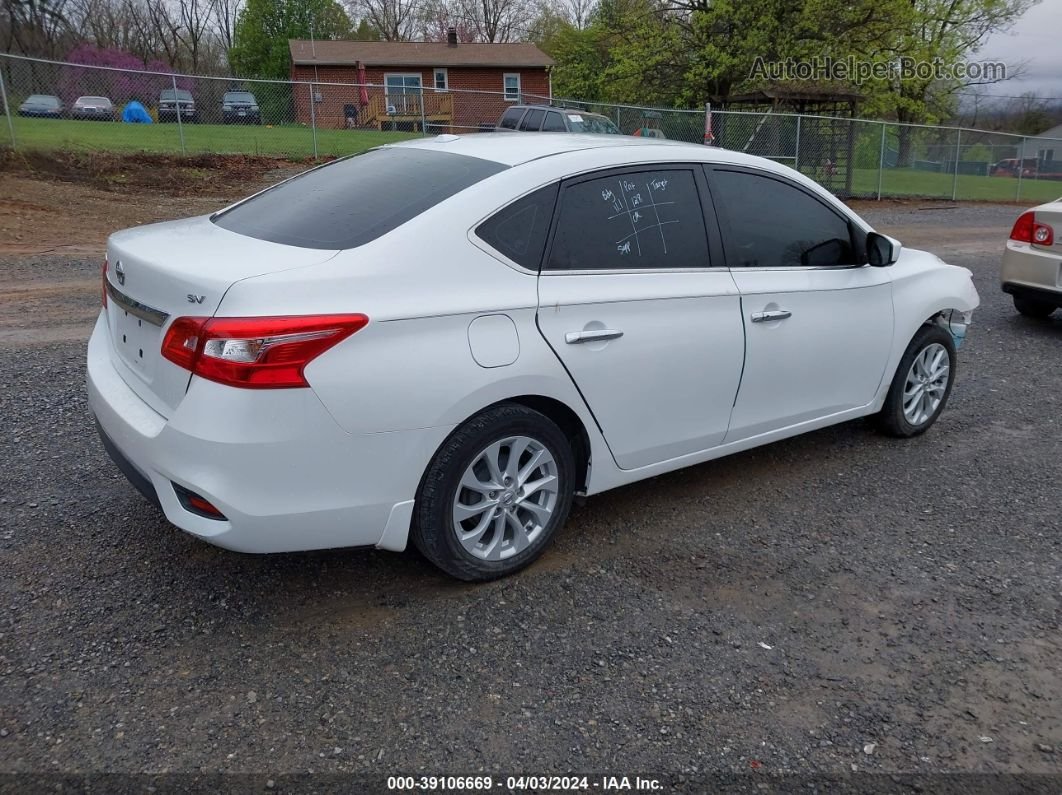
[87,134,980,580]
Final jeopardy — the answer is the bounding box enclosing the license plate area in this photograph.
[114,309,161,376]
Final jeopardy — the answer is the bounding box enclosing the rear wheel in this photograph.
[412,404,575,581]
[1013,296,1056,319]
[876,324,956,438]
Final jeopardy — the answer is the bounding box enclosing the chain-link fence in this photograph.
[3,52,1062,202]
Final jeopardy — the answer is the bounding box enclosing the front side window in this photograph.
[503,73,521,101]
[546,168,711,271]
[542,112,566,132]
[214,148,506,250]
[710,169,856,268]
[475,184,559,270]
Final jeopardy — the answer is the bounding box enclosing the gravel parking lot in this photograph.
[0,167,1059,791]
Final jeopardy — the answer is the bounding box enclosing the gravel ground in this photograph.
[0,200,1060,792]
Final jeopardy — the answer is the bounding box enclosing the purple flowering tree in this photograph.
[59,45,192,106]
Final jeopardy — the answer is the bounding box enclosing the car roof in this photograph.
[391,132,783,170]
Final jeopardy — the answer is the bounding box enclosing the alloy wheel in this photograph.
[902,342,951,426]
[452,436,559,561]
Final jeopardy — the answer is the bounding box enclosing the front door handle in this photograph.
[565,329,624,344]
[751,310,792,323]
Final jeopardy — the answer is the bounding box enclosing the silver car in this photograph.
[1002,201,1061,318]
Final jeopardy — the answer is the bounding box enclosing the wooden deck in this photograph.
[363,93,454,131]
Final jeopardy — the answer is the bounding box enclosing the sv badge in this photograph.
[187,294,206,304]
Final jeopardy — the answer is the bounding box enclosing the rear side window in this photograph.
[546,169,710,271]
[475,184,558,270]
[213,148,506,250]
[520,109,545,131]
[499,108,523,130]
[542,112,566,132]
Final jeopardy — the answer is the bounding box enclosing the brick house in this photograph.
[289,32,553,132]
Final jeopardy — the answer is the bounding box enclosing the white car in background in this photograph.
[87,134,980,580]
[1002,201,1061,318]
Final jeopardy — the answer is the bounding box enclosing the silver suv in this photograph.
[496,105,622,135]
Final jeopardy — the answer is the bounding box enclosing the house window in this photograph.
[503,73,521,102]
[434,68,448,91]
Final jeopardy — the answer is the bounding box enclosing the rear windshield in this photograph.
[160,89,192,101]
[27,95,60,106]
[213,147,507,250]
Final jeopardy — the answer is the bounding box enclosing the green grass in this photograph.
[5,115,416,158]
[6,116,1062,203]
[850,167,1062,203]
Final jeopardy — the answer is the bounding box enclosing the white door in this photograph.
[706,167,895,440]
[536,166,745,470]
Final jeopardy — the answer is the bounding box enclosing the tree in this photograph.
[346,0,422,40]
[229,0,351,78]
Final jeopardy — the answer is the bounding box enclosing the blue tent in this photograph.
[122,101,152,124]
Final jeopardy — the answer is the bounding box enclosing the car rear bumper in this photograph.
[1002,241,1061,304]
[86,313,450,554]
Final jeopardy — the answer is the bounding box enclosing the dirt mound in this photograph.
[0,149,316,196]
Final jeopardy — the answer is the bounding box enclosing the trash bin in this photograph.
[344,103,358,129]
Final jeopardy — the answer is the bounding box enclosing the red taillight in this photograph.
[1010,211,1054,246]
[101,257,108,308]
[161,314,368,389]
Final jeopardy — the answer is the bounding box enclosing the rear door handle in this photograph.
[565,329,624,344]
[751,310,792,323]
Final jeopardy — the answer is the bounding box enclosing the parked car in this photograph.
[17,94,63,118]
[221,91,261,124]
[989,158,1035,177]
[88,134,979,581]
[71,96,116,121]
[1002,202,1061,318]
[497,104,622,135]
[158,89,198,123]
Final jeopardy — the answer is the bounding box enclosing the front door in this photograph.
[384,74,422,114]
[706,166,895,441]
[536,165,746,470]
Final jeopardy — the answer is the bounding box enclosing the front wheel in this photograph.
[876,324,956,438]
[411,404,575,581]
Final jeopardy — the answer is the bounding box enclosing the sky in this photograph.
[978,0,1062,102]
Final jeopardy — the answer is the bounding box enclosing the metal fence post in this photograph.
[419,84,427,136]
[951,129,961,201]
[0,65,15,149]
[794,115,801,171]
[308,83,318,160]
[1017,137,1025,202]
[877,122,886,200]
[171,75,186,155]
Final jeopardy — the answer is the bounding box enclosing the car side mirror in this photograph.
[867,232,901,267]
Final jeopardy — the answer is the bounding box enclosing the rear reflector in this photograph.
[1010,211,1054,246]
[173,483,227,520]
[161,314,368,389]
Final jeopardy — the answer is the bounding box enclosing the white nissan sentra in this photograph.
[87,134,980,580]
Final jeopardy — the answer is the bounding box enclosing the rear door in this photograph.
[705,166,894,440]
[535,165,745,470]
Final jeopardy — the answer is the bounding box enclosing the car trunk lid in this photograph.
[104,215,338,416]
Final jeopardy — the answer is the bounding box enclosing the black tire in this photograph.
[1013,296,1056,319]
[411,403,575,581]
[876,323,957,438]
